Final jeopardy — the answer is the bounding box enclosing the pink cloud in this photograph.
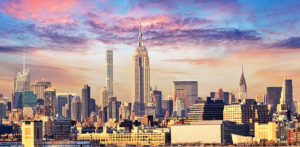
[1,0,82,24]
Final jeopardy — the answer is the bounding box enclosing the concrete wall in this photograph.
[171,124,221,144]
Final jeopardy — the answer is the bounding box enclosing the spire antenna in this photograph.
[138,21,143,47]
[242,64,244,74]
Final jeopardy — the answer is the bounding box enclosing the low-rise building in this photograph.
[254,122,277,143]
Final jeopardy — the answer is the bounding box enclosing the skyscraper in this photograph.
[173,81,198,109]
[106,49,114,98]
[266,87,282,113]
[239,66,247,100]
[14,51,30,93]
[44,87,56,116]
[31,80,51,100]
[71,98,81,122]
[132,22,150,116]
[280,78,295,113]
[153,90,162,117]
[81,84,90,120]
[100,86,108,108]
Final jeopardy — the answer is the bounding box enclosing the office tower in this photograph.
[153,90,162,117]
[89,98,96,113]
[173,81,198,109]
[56,93,74,118]
[256,94,266,104]
[22,121,43,147]
[295,99,300,115]
[119,102,132,120]
[44,87,56,116]
[81,84,90,120]
[266,87,282,113]
[12,92,22,109]
[14,52,30,93]
[228,92,236,104]
[215,89,224,101]
[239,66,247,100]
[71,98,81,122]
[22,91,37,108]
[106,49,114,98]
[224,92,229,104]
[107,97,120,121]
[145,106,156,117]
[56,95,68,116]
[210,92,215,99]
[280,78,295,113]
[0,102,6,118]
[187,99,224,121]
[173,98,186,117]
[38,116,71,140]
[100,86,108,108]
[31,80,51,100]
[102,106,108,122]
[132,22,150,116]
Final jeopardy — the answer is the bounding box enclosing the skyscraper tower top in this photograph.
[138,21,143,47]
[239,65,247,100]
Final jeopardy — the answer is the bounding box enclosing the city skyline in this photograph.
[1,1,300,104]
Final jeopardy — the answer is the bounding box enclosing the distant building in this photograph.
[173,81,198,109]
[173,99,186,117]
[145,106,156,118]
[81,85,90,120]
[0,102,6,118]
[279,78,295,113]
[119,103,131,120]
[56,95,68,116]
[106,49,114,98]
[71,98,81,122]
[22,121,43,147]
[256,94,266,104]
[56,93,74,118]
[89,98,96,113]
[239,66,247,100]
[44,87,56,116]
[107,97,120,121]
[153,90,162,117]
[12,92,22,109]
[31,80,51,100]
[22,91,37,108]
[187,99,224,121]
[132,22,150,116]
[14,55,30,93]
[100,86,108,108]
[266,87,282,113]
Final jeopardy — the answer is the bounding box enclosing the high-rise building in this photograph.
[280,78,295,113]
[31,80,51,100]
[12,92,22,109]
[107,97,120,121]
[119,102,132,120]
[56,95,68,117]
[173,98,186,117]
[14,52,30,93]
[100,86,108,108]
[81,84,90,120]
[89,98,96,113]
[239,66,247,100]
[132,22,150,116]
[22,91,37,108]
[153,90,162,117]
[71,98,81,122]
[0,102,6,118]
[173,81,198,109]
[106,49,114,98]
[44,87,56,116]
[266,87,282,113]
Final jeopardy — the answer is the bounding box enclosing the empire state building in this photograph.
[131,22,150,116]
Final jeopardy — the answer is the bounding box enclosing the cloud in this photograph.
[0,0,81,24]
[163,58,221,66]
[271,37,300,49]
[0,46,37,54]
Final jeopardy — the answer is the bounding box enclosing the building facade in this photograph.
[106,49,114,98]
[132,22,150,116]
[266,87,282,113]
[100,86,108,108]
[239,66,247,100]
[31,81,51,100]
[173,81,198,109]
[81,85,90,120]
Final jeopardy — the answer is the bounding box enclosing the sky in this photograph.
[0,0,300,104]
